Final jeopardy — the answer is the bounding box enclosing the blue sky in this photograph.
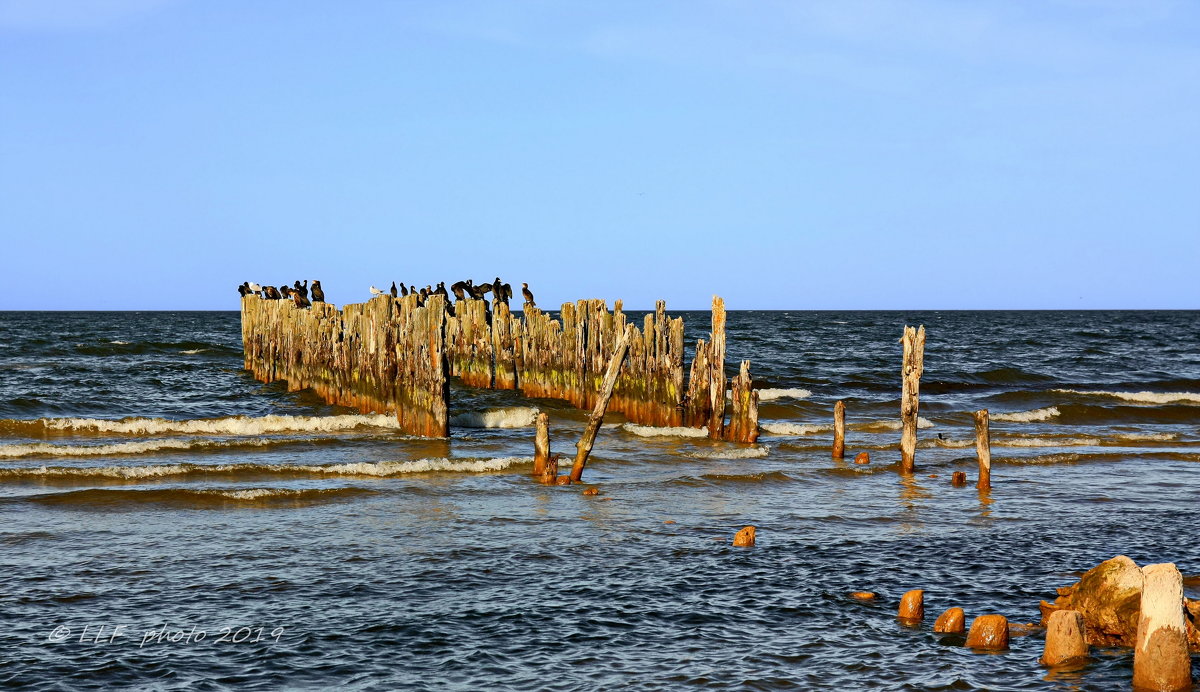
[1,0,1197,310]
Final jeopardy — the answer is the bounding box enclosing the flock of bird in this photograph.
[238,277,536,315]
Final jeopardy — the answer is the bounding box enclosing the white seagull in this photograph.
[369,286,385,296]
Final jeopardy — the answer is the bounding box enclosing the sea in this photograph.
[1,309,1197,690]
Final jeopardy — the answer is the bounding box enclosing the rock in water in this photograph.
[966,614,1010,650]
[1040,555,1144,647]
[1041,610,1088,665]
[732,526,756,547]
[934,607,965,634]
[854,452,870,465]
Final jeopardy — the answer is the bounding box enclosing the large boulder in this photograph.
[1041,555,1200,652]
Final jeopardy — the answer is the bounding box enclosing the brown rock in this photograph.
[966,614,1010,650]
[664,520,676,524]
[927,474,939,478]
[581,487,599,496]
[850,591,876,601]
[732,526,756,547]
[898,589,924,623]
[1042,555,1144,648]
[933,607,965,633]
[854,452,870,465]
[1041,609,1088,666]
[555,475,572,486]
[951,471,968,486]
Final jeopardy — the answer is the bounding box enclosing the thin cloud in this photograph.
[0,0,176,31]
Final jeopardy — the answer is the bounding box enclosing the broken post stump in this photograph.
[725,360,759,443]
[966,615,1010,650]
[934,607,966,634]
[570,324,635,483]
[898,589,924,623]
[533,411,550,477]
[1041,609,1088,666]
[974,409,992,490]
[732,526,756,547]
[1133,563,1192,691]
[707,296,727,440]
[854,452,870,465]
[899,325,925,473]
[833,400,846,459]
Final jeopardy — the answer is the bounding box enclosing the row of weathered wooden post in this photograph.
[241,294,759,442]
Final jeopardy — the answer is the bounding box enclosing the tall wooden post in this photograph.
[570,324,635,483]
[899,325,925,473]
[707,296,727,440]
[833,400,846,459]
[1133,563,1192,691]
[974,409,992,490]
[533,411,550,477]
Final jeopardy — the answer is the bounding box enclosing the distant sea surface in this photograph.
[1,309,1197,690]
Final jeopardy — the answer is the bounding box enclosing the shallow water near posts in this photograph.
[1,309,1198,690]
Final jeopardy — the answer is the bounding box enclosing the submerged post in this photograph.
[1133,563,1192,691]
[570,324,635,483]
[832,400,846,459]
[533,411,550,477]
[899,325,925,473]
[974,409,992,490]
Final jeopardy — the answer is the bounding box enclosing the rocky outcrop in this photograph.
[1040,555,1199,652]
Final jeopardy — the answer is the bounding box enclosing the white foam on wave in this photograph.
[621,424,709,438]
[995,437,1101,448]
[991,407,1060,423]
[685,445,770,459]
[24,413,404,436]
[180,349,207,355]
[853,417,935,432]
[1053,389,1200,405]
[0,456,532,480]
[756,388,813,401]
[109,340,130,345]
[449,407,538,428]
[0,438,278,459]
[923,437,973,448]
[760,422,830,436]
[1114,432,1177,442]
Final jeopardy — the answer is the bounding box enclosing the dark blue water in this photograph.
[1,309,1197,690]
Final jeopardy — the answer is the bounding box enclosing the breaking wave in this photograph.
[24,486,376,508]
[1113,432,1178,442]
[621,424,709,438]
[1053,390,1200,405]
[995,437,1101,448]
[991,407,1060,423]
[756,388,812,401]
[852,417,934,432]
[685,445,770,459]
[760,422,831,436]
[0,456,533,481]
[450,407,538,428]
[0,438,289,459]
[0,413,404,437]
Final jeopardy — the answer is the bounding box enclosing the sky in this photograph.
[1,0,1197,310]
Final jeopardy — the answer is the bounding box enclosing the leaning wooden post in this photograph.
[974,409,992,490]
[1133,563,1192,691]
[899,325,925,473]
[832,400,846,459]
[569,324,635,483]
[532,411,550,477]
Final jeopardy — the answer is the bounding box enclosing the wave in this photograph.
[449,407,538,428]
[852,417,934,432]
[75,340,239,357]
[0,456,533,482]
[0,413,405,437]
[179,349,208,355]
[760,422,831,436]
[24,486,375,508]
[685,445,770,459]
[991,407,1060,423]
[1000,451,1200,466]
[1053,390,1200,405]
[0,437,305,459]
[995,437,1101,448]
[1113,432,1178,442]
[670,470,792,486]
[756,388,812,401]
[621,424,709,438]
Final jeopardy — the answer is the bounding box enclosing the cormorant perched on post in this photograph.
[400,283,409,297]
[491,277,506,305]
[390,281,398,298]
[294,280,309,300]
[238,282,250,297]
[292,290,310,309]
[310,280,325,303]
[522,282,535,307]
[501,283,513,303]
[435,282,448,298]
[450,281,468,301]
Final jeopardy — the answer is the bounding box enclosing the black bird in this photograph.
[238,282,250,297]
[311,280,325,303]
[292,290,310,309]
[491,277,506,305]
[294,280,308,300]
[450,281,468,301]
[390,281,398,298]
[400,283,409,297]
[435,281,448,297]
[280,286,292,299]
[501,282,513,303]
[522,282,535,307]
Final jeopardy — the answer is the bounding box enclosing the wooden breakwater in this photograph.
[241,293,758,442]
[241,294,448,437]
